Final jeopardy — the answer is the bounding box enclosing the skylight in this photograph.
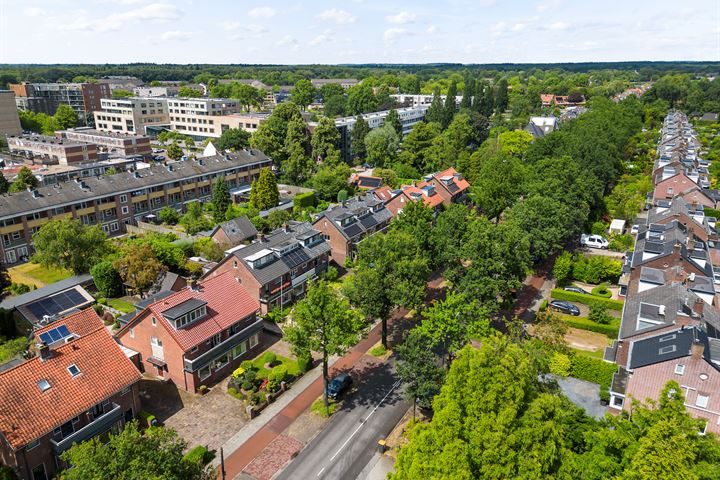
[37,379,51,392]
[67,364,81,377]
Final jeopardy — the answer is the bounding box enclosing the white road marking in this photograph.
[316,467,326,477]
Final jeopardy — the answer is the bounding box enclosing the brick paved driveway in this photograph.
[139,377,248,454]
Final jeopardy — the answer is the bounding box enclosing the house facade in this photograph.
[204,222,330,314]
[116,273,264,392]
[0,309,141,480]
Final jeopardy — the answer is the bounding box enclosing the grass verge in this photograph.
[311,398,337,418]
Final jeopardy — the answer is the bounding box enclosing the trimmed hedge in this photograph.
[569,354,617,388]
[590,285,612,298]
[184,445,211,465]
[293,191,316,209]
[559,314,620,338]
[138,411,157,427]
[551,289,624,311]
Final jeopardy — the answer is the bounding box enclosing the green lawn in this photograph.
[251,354,301,379]
[8,262,72,288]
[106,298,136,314]
[559,314,620,338]
[571,347,605,359]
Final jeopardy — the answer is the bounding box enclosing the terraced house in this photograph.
[0,309,142,480]
[0,150,272,266]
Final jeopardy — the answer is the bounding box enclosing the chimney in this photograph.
[693,297,704,316]
[691,340,705,360]
[687,238,695,251]
[38,342,52,362]
[190,279,199,291]
[257,233,266,243]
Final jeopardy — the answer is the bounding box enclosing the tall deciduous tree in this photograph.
[90,260,123,298]
[311,116,341,163]
[32,218,108,274]
[386,109,403,137]
[310,163,352,201]
[395,329,445,418]
[290,79,316,109]
[346,83,377,115]
[9,166,39,192]
[166,142,183,161]
[495,77,509,113]
[215,128,250,151]
[365,123,399,167]
[251,102,303,164]
[211,176,231,223]
[469,153,526,221]
[283,118,312,184]
[350,115,370,160]
[285,281,365,408]
[249,167,280,211]
[54,104,79,130]
[180,201,212,235]
[113,243,165,297]
[60,422,212,480]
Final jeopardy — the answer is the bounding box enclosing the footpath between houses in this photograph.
[217,314,403,480]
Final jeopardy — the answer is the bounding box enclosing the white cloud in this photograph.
[61,3,183,32]
[222,21,241,31]
[317,9,357,25]
[385,11,416,24]
[246,24,268,34]
[537,0,561,12]
[151,30,192,43]
[426,25,437,34]
[23,7,47,17]
[512,23,526,31]
[490,21,507,36]
[309,34,332,46]
[549,21,569,30]
[383,28,406,44]
[248,7,276,18]
[276,35,299,49]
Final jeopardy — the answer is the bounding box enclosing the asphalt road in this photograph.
[276,358,407,480]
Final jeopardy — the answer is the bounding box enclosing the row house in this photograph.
[0,309,142,480]
[59,129,152,158]
[0,150,272,266]
[313,196,393,265]
[116,273,264,392]
[606,110,720,433]
[204,222,330,314]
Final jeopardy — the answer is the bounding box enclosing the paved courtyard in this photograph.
[139,377,248,454]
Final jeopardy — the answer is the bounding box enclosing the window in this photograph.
[129,328,134,338]
[67,364,81,377]
[233,260,238,269]
[249,333,259,348]
[697,394,710,409]
[198,365,211,380]
[233,341,247,359]
[208,333,221,347]
[612,396,624,408]
[26,438,40,451]
[675,364,685,375]
[31,464,47,480]
[121,206,129,215]
[151,316,157,326]
[190,345,198,353]
[119,194,128,203]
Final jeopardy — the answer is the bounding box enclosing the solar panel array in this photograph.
[283,249,311,269]
[26,289,87,320]
[38,325,71,345]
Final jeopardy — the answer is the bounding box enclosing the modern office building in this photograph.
[167,98,240,139]
[9,83,110,119]
[59,128,152,158]
[332,106,428,162]
[6,135,98,165]
[0,150,273,265]
[0,91,22,138]
[93,97,170,135]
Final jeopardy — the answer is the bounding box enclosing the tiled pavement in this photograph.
[242,435,303,480]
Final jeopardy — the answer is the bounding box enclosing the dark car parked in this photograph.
[326,372,353,400]
[564,286,589,295]
[549,300,580,316]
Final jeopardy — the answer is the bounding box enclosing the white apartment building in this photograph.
[391,94,464,108]
[167,98,240,139]
[94,98,170,135]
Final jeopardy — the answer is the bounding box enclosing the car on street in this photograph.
[549,300,580,316]
[564,286,589,295]
[580,234,609,249]
[326,372,353,400]
[630,224,639,235]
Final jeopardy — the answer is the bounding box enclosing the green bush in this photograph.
[551,289,624,311]
[608,234,634,252]
[588,301,612,325]
[138,411,157,427]
[263,351,277,365]
[558,314,620,338]
[241,381,253,391]
[704,207,720,218]
[539,299,548,312]
[324,266,339,282]
[0,337,30,364]
[298,352,313,373]
[549,352,571,377]
[591,221,608,235]
[369,344,387,357]
[569,354,617,388]
[293,191,317,209]
[91,260,123,298]
[553,251,573,286]
[572,256,622,284]
[97,297,107,305]
[0,465,17,480]
[337,190,349,202]
[599,384,610,402]
[267,364,288,391]
[591,285,612,298]
[240,360,254,371]
[183,445,211,465]
[159,207,180,225]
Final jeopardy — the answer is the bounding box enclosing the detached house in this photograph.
[312,196,392,264]
[0,309,141,480]
[204,222,330,313]
[208,216,258,247]
[116,273,263,392]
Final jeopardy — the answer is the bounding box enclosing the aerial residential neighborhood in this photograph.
[0,1,719,480]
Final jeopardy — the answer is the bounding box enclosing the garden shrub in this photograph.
[324,266,339,282]
[548,352,571,377]
[262,351,277,365]
[298,352,312,373]
[591,285,612,298]
[539,299,548,312]
[568,355,617,388]
[599,384,610,403]
[241,381,253,391]
[591,221,607,235]
[553,251,573,286]
[183,445,209,465]
[293,191,316,209]
[609,234,634,252]
[551,289,624,311]
[572,256,622,284]
[588,301,612,325]
[558,315,619,338]
[240,360,254,371]
[91,261,123,298]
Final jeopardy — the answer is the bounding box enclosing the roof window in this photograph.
[37,379,51,392]
[67,364,81,377]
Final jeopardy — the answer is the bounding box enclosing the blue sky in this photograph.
[0,0,718,64]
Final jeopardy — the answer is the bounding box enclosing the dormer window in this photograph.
[162,298,209,329]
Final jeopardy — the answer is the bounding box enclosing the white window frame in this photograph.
[249,333,259,348]
[198,365,211,380]
[675,364,685,375]
[121,206,129,215]
[233,341,247,359]
[129,328,134,338]
[67,364,81,377]
[697,394,710,409]
[119,194,128,203]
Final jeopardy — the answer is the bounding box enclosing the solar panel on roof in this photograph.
[25,288,87,321]
[38,324,72,345]
[649,224,664,232]
[644,241,665,254]
[284,249,311,269]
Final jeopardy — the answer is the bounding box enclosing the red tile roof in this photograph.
[416,167,470,196]
[400,186,444,207]
[34,308,105,343]
[372,186,395,202]
[121,272,260,351]
[0,314,141,450]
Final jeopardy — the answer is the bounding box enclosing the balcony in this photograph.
[183,318,263,373]
[291,267,317,287]
[50,403,123,454]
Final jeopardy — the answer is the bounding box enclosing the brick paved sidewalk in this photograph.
[220,317,395,479]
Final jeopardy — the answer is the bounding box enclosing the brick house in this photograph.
[0,309,141,480]
[115,272,265,392]
[384,185,444,216]
[312,196,393,265]
[653,173,715,208]
[609,326,720,434]
[415,167,470,206]
[208,216,258,247]
[647,198,716,243]
[204,222,330,314]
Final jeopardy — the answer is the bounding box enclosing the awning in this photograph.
[147,356,167,368]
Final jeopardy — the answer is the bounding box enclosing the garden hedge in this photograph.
[293,191,316,209]
[559,314,620,338]
[183,445,210,465]
[590,285,613,298]
[551,289,624,311]
[569,354,617,388]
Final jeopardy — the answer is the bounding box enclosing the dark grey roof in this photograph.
[620,283,720,339]
[0,274,92,310]
[161,297,207,320]
[159,272,183,292]
[222,221,329,286]
[628,326,718,370]
[610,367,628,395]
[135,290,174,309]
[639,267,666,286]
[317,196,393,242]
[687,275,716,295]
[701,113,718,122]
[0,151,271,220]
[358,176,382,188]
[212,216,258,245]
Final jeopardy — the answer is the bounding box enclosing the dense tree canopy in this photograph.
[32,218,108,274]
